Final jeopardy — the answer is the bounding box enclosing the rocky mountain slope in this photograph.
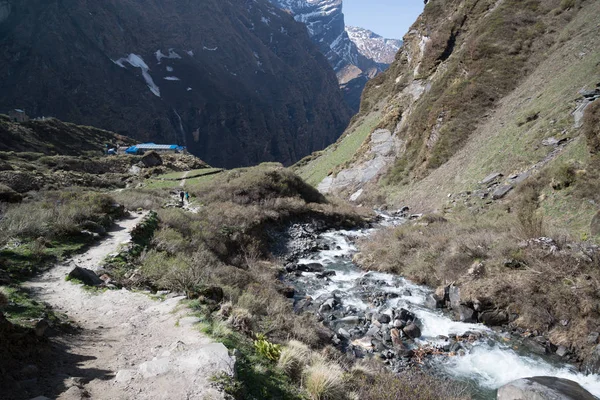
[268,0,400,111]
[346,26,403,66]
[0,0,351,169]
[296,0,600,219]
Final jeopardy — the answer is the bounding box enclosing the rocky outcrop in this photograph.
[0,0,351,168]
[497,377,596,400]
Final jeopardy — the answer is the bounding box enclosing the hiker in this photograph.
[185,192,190,203]
[179,191,185,203]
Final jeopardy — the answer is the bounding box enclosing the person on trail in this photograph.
[179,191,185,204]
[185,192,190,203]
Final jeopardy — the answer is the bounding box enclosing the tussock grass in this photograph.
[303,361,345,400]
[277,340,312,380]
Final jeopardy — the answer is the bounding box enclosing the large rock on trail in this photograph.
[141,151,163,168]
[68,266,103,286]
[496,377,596,400]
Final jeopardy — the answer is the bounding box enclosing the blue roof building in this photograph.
[125,143,186,154]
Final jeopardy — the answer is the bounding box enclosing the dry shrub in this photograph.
[0,190,115,240]
[303,361,345,400]
[347,369,468,400]
[226,307,254,334]
[584,100,600,154]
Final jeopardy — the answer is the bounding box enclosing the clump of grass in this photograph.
[277,340,312,380]
[303,361,345,400]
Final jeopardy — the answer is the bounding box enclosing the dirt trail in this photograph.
[24,212,233,400]
[179,170,190,188]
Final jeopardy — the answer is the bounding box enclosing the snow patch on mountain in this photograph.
[114,54,161,97]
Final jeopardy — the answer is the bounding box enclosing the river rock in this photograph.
[297,263,324,272]
[319,298,336,313]
[337,328,351,339]
[68,266,103,286]
[390,328,403,347]
[377,313,391,324]
[393,319,406,329]
[316,270,336,279]
[448,286,461,310]
[396,308,415,323]
[582,344,600,374]
[425,293,444,309]
[497,377,596,400]
[556,345,569,358]
[457,305,478,323]
[403,323,421,339]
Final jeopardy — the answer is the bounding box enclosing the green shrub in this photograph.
[254,333,281,362]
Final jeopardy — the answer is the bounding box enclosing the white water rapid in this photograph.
[290,224,600,399]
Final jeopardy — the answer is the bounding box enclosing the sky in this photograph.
[343,0,424,40]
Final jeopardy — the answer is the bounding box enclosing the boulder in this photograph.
[425,293,444,309]
[497,377,596,400]
[140,151,163,168]
[319,298,336,313]
[556,345,569,358]
[582,344,600,374]
[403,323,421,339]
[457,305,477,323]
[478,309,509,326]
[68,266,103,286]
[448,286,461,310]
[316,270,336,279]
[492,185,513,200]
[297,263,324,272]
[390,328,403,347]
[377,313,391,324]
[480,172,503,185]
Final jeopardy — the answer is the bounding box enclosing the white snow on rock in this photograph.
[114,54,161,97]
[346,26,402,65]
[186,87,193,91]
[164,76,180,81]
[261,16,271,25]
[155,49,182,63]
[186,50,194,57]
[203,46,218,51]
[166,66,174,72]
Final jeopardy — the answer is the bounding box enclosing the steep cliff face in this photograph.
[296,0,600,215]
[268,0,398,111]
[0,0,351,168]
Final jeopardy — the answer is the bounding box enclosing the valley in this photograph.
[2,0,600,399]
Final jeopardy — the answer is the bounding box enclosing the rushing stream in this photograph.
[282,216,600,399]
